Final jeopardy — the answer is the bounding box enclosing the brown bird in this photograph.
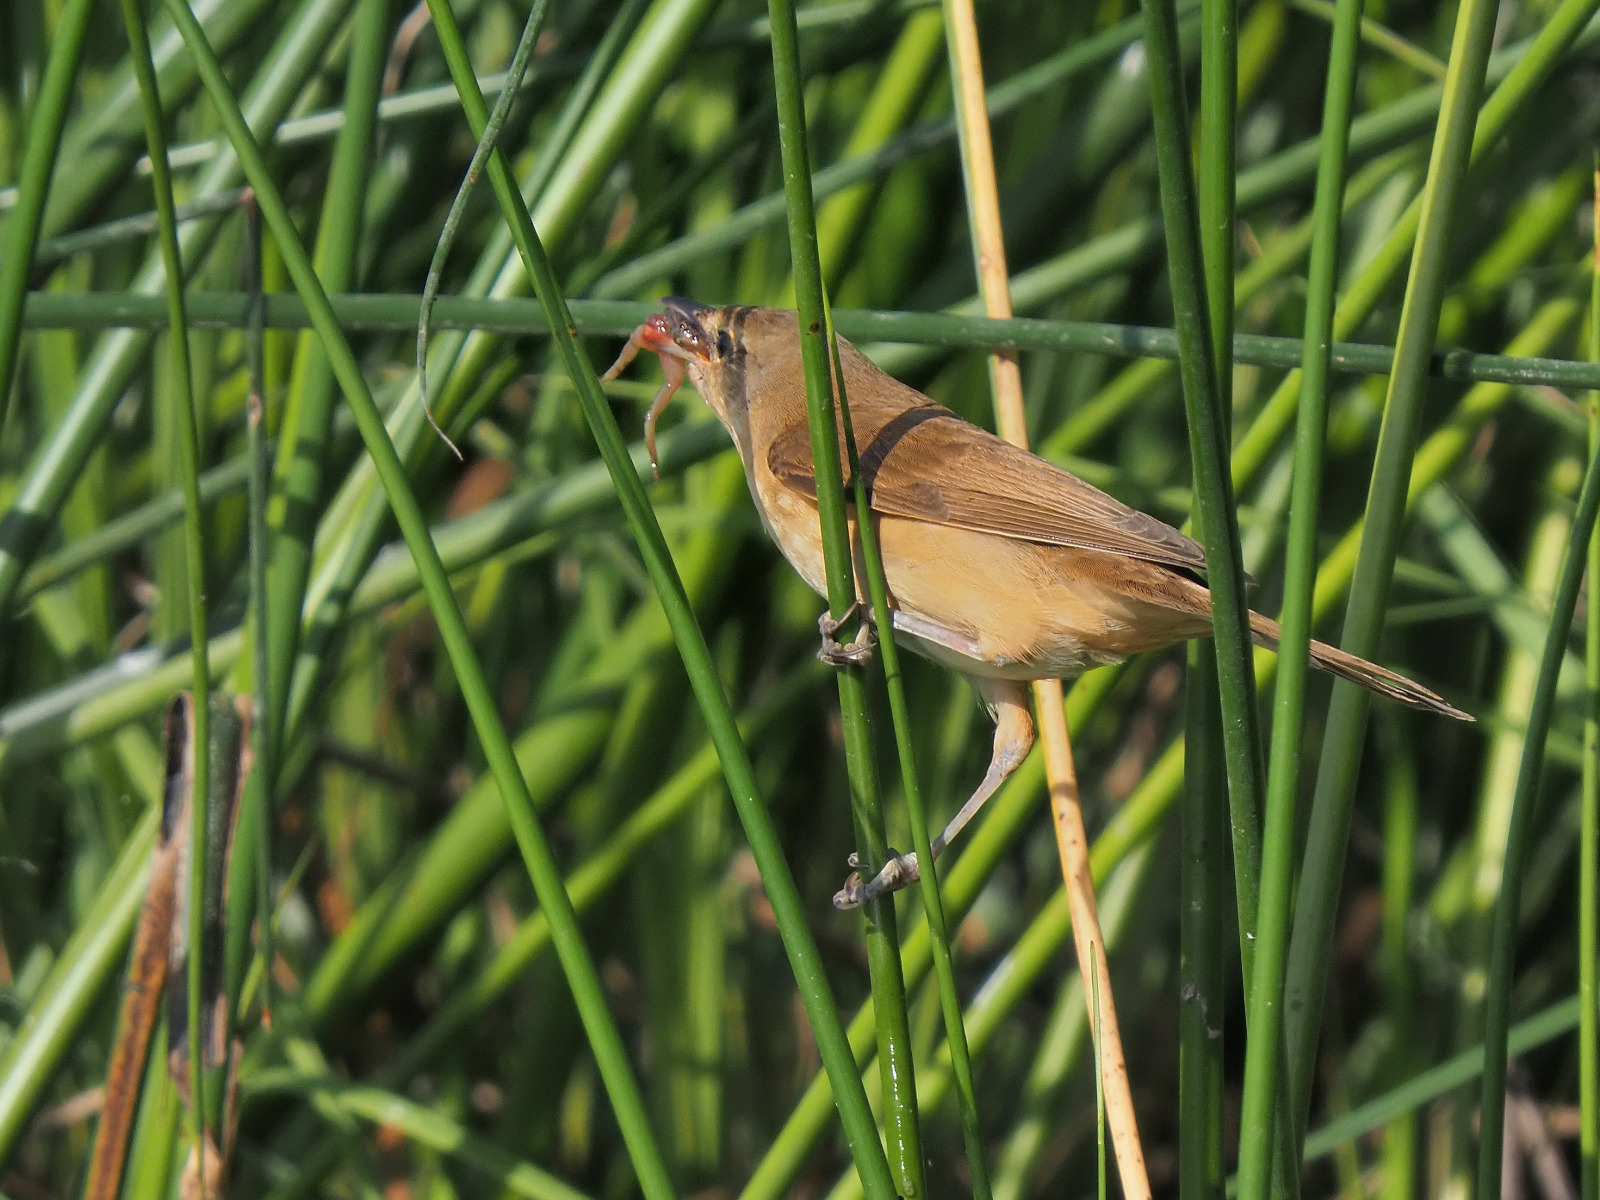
[604,300,1472,908]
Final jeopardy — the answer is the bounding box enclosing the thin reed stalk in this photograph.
[1583,157,1600,1200]
[940,1,1148,1196]
[120,0,213,1166]
[764,0,928,1190]
[1281,0,1509,1162]
[0,0,98,434]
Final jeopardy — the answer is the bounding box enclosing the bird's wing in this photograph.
[766,401,1210,574]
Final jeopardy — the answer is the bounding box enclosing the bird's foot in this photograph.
[833,849,920,909]
[817,605,876,667]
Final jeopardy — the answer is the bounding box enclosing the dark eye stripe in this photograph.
[716,329,733,358]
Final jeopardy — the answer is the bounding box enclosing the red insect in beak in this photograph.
[602,303,711,479]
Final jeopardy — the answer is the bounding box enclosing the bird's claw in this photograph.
[833,848,921,909]
[817,605,876,667]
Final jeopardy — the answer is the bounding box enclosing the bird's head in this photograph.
[604,300,802,472]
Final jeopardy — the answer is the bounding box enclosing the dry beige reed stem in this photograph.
[938,3,1154,1196]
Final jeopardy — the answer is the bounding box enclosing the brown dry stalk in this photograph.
[81,752,184,1200]
[939,2,1154,1197]
[83,694,255,1200]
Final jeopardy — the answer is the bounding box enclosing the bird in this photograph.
[603,299,1473,909]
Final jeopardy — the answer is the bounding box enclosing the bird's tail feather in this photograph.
[1247,611,1473,722]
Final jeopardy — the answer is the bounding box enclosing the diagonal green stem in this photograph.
[415,0,899,1193]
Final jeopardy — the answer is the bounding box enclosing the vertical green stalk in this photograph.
[406,2,898,1194]
[1182,0,1236,1194]
[1265,0,1365,925]
[766,0,924,1188]
[1583,156,1600,1200]
[1250,0,1366,1192]
[1138,0,1264,995]
[242,196,272,1022]
[120,0,211,1171]
[261,0,387,760]
[1378,733,1419,1200]
[1283,0,1504,1157]
[1475,446,1600,1198]
[1152,2,1273,1196]
[832,330,990,1197]
[156,5,681,1196]
[1179,666,1228,1200]
[0,0,96,434]
[1198,0,1236,384]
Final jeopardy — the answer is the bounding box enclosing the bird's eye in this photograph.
[716,329,733,359]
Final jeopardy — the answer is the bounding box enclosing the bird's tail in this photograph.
[1247,611,1473,721]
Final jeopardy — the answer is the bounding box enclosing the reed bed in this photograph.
[0,0,1598,1198]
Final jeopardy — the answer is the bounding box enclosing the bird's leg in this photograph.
[817,603,877,666]
[834,678,1034,909]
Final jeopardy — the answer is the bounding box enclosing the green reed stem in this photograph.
[0,0,97,434]
[1140,0,1266,1026]
[21,290,1600,390]
[766,0,924,1186]
[241,194,272,1023]
[1284,0,1447,77]
[120,0,212,1171]
[1179,641,1229,1200]
[16,452,253,603]
[1299,997,1581,1170]
[835,328,989,1195]
[1253,0,1367,1193]
[1475,442,1600,1198]
[1583,157,1600,1200]
[1182,0,1237,1191]
[30,189,249,269]
[416,0,551,434]
[261,0,386,772]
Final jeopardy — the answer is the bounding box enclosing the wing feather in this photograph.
[766,400,1209,574]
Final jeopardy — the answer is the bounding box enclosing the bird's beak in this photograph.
[657,297,716,362]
